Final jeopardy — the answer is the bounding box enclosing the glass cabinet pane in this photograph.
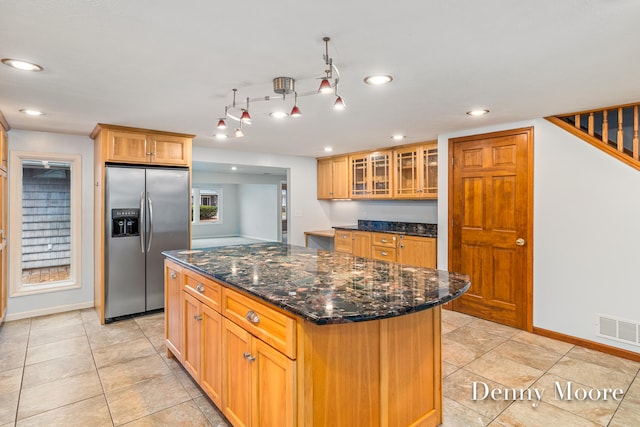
[351,156,368,196]
[395,150,418,195]
[423,147,438,195]
[370,153,390,196]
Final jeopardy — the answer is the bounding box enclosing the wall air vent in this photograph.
[596,314,640,347]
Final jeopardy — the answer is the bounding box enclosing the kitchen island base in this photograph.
[298,307,441,426]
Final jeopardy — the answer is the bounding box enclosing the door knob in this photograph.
[516,238,525,246]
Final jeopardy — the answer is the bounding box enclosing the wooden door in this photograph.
[398,236,436,268]
[106,130,148,163]
[352,231,371,258]
[331,156,350,199]
[317,158,333,199]
[223,318,252,427]
[150,135,190,166]
[201,304,222,407]
[252,338,296,427]
[183,292,202,380]
[449,127,533,330]
[164,261,183,360]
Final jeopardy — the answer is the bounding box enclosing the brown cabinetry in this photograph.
[349,151,392,199]
[397,235,437,268]
[333,230,437,268]
[104,127,191,166]
[317,156,349,199]
[317,140,437,200]
[394,143,438,199]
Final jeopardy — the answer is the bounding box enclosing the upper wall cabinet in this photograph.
[349,151,392,199]
[393,143,438,199]
[317,156,349,199]
[92,124,193,167]
[317,140,437,200]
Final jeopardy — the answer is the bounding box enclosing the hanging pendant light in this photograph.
[217,106,228,129]
[240,97,252,124]
[333,83,346,110]
[318,78,333,94]
[290,92,302,117]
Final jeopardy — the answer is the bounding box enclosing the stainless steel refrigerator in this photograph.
[105,165,189,320]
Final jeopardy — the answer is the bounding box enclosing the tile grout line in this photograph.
[13,317,32,426]
[604,367,640,427]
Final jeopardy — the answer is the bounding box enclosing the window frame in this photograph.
[192,186,223,225]
[9,151,82,296]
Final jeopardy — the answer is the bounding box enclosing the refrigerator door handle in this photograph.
[140,192,145,253]
[147,192,153,252]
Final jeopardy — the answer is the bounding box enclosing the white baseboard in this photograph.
[4,301,94,321]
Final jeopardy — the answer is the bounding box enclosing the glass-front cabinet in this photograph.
[393,143,437,199]
[349,151,391,198]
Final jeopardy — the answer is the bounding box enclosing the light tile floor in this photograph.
[0,308,638,426]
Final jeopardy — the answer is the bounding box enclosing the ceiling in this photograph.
[1,0,639,158]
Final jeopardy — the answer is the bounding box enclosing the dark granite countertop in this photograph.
[333,220,437,238]
[164,242,468,325]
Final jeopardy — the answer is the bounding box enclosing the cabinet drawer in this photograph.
[372,246,397,262]
[223,288,296,359]
[371,232,397,248]
[184,269,222,312]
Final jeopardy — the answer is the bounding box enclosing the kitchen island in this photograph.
[163,242,469,427]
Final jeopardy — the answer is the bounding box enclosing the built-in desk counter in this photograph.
[163,242,469,426]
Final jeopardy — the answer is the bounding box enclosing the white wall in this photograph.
[238,184,279,241]
[438,119,640,353]
[7,130,94,319]
[192,146,330,246]
[329,199,438,226]
[191,183,240,238]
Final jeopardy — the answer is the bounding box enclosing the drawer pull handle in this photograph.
[196,283,205,293]
[243,352,256,362]
[246,310,260,324]
[381,239,388,243]
[381,251,388,256]
[194,314,202,321]
[170,271,177,279]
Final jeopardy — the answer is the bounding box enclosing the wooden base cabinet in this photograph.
[222,318,296,427]
[398,235,437,268]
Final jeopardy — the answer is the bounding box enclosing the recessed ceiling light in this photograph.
[215,134,228,140]
[466,109,490,116]
[19,109,45,116]
[231,166,238,171]
[270,111,289,119]
[2,58,43,71]
[324,147,333,152]
[364,74,393,85]
[391,134,406,141]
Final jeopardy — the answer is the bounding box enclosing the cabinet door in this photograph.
[352,231,371,258]
[334,231,353,254]
[349,154,369,198]
[0,129,7,172]
[183,292,202,382]
[394,147,420,198]
[223,318,252,427]
[421,144,438,198]
[397,236,437,268]
[317,158,333,199]
[106,130,149,163]
[252,339,296,427]
[150,135,191,166]
[164,261,183,360]
[369,151,392,198]
[201,304,223,407]
[331,156,349,199]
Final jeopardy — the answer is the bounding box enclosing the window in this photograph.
[192,187,222,223]
[9,152,82,296]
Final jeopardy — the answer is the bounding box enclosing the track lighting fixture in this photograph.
[214,36,343,139]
